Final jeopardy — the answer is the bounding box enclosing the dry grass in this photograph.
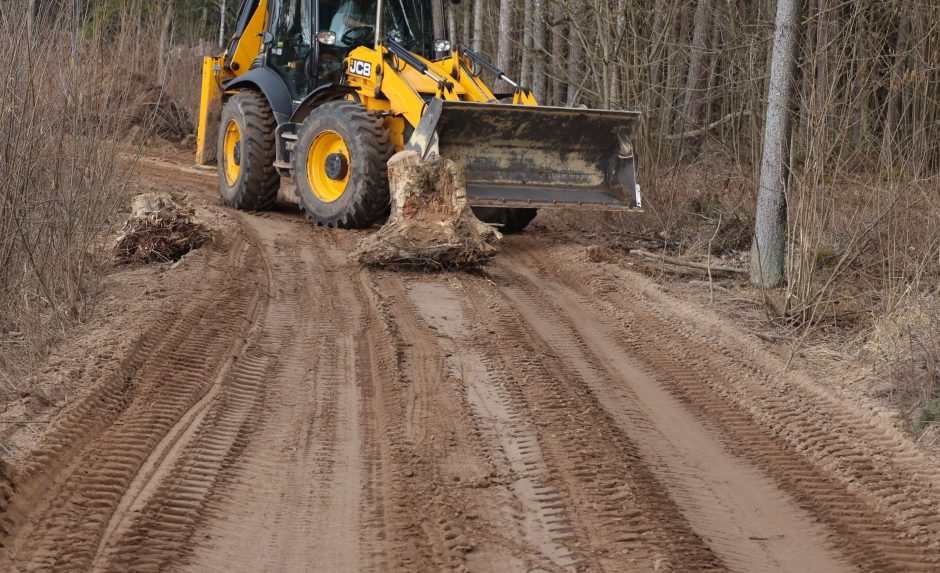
[860,294,940,433]
[0,0,199,399]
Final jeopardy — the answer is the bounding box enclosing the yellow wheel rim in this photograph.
[223,120,242,186]
[307,130,350,203]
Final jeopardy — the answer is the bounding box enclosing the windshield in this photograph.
[319,0,438,58]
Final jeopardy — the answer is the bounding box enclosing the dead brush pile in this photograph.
[124,73,193,143]
[91,72,192,143]
[114,193,213,264]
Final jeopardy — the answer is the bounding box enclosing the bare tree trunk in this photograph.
[447,6,456,44]
[882,0,911,162]
[751,0,801,288]
[497,0,514,90]
[432,0,446,53]
[608,0,626,108]
[200,7,209,41]
[550,0,566,105]
[797,0,817,145]
[681,0,714,132]
[566,4,583,106]
[159,5,174,73]
[521,0,533,87]
[594,6,611,108]
[812,0,834,136]
[26,0,35,40]
[472,0,484,53]
[531,0,546,101]
[648,0,667,105]
[218,0,227,47]
[461,1,471,47]
[669,3,692,128]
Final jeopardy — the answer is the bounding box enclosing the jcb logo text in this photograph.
[349,60,372,78]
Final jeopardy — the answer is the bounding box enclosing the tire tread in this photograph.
[218,91,279,211]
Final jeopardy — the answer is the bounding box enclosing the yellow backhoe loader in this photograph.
[196,0,641,233]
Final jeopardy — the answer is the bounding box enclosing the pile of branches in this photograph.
[90,73,192,143]
[127,74,193,142]
[114,192,212,264]
[354,152,501,270]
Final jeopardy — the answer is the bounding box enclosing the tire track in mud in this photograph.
[453,275,724,572]
[501,239,940,571]
[357,270,515,572]
[490,255,850,572]
[355,270,465,572]
[361,266,733,572]
[7,153,940,572]
[405,280,581,572]
[0,234,266,572]
[177,228,372,573]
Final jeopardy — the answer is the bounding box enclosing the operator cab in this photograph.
[265,0,443,102]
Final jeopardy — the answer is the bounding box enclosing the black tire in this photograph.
[293,100,393,228]
[472,207,539,234]
[217,91,279,211]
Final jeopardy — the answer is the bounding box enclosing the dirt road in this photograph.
[2,159,940,572]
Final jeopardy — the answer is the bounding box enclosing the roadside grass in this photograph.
[0,0,196,400]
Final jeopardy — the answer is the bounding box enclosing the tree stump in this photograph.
[353,151,501,270]
[114,193,213,264]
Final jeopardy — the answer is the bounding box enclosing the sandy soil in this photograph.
[1,156,940,572]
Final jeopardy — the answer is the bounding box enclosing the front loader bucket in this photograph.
[434,101,642,211]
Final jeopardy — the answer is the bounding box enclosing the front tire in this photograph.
[293,100,393,228]
[217,91,279,211]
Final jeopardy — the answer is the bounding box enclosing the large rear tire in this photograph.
[217,91,280,211]
[472,207,538,234]
[293,100,393,228]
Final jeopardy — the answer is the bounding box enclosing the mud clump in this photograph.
[354,151,501,270]
[114,192,213,264]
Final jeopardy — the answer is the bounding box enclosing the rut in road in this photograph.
[0,232,266,571]
[498,239,940,571]
[111,218,376,572]
[2,160,940,572]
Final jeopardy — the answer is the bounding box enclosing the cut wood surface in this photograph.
[353,151,501,270]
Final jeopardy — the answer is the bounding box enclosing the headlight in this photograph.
[434,39,452,52]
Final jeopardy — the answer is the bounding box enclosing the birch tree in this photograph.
[521,0,533,86]
[217,0,226,46]
[496,0,514,89]
[531,0,546,101]
[681,0,714,133]
[565,3,583,106]
[751,0,802,288]
[472,0,484,52]
[550,1,566,105]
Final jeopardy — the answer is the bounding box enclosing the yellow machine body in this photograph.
[196,0,641,212]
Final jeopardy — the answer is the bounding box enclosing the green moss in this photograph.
[814,245,839,269]
[915,398,940,433]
